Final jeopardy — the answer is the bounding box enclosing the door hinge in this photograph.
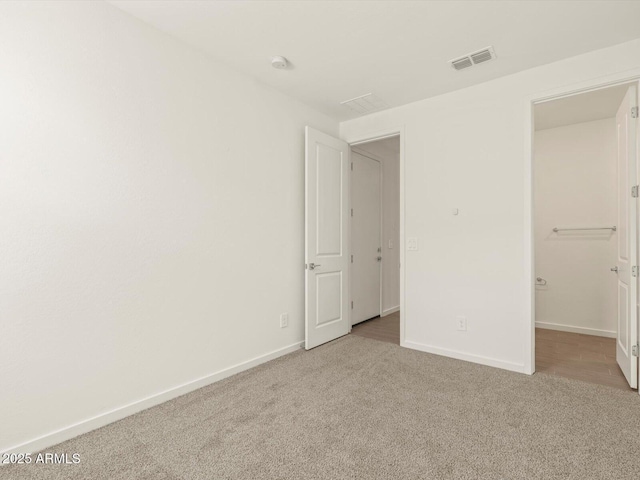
[351,162,353,171]
[632,344,639,357]
[632,185,639,198]
[632,106,639,119]
[351,300,354,309]
[351,254,353,263]
[351,208,353,217]
[633,266,639,278]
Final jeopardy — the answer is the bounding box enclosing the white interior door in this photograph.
[615,84,638,389]
[351,152,381,325]
[305,127,350,349]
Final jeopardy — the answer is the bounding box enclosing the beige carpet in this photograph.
[5,335,640,479]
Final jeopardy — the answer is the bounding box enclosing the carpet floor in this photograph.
[5,335,640,479]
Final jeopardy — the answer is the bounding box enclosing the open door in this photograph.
[615,84,638,389]
[305,127,350,349]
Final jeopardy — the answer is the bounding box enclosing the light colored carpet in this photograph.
[5,335,640,479]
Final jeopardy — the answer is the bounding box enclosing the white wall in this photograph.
[381,145,400,315]
[0,1,337,453]
[352,142,400,315]
[340,38,640,373]
[534,119,617,337]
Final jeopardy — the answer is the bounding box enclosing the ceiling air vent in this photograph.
[450,46,496,71]
[470,47,495,64]
[451,57,473,71]
[340,93,389,115]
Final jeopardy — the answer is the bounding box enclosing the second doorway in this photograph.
[350,135,400,339]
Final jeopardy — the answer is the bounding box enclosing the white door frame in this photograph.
[351,147,385,321]
[343,127,406,345]
[524,72,640,380]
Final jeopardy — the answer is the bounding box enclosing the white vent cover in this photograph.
[340,93,389,115]
[450,46,496,71]
[451,57,473,70]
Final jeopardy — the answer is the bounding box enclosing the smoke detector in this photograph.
[340,93,388,115]
[271,56,289,69]
[449,46,497,71]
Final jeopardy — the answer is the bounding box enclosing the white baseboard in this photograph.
[2,340,304,455]
[381,306,400,317]
[402,340,525,374]
[535,321,616,338]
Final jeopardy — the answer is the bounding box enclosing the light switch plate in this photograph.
[407,237,418,251]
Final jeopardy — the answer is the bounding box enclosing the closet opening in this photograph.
[533,82,639,390]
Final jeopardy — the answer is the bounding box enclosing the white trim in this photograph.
[525,68,640,379]
[343,126,406,346]
[381,306,400,317]
[350,132,400,146]
[378,155,384,318]
[403,340,525,373]
[535,322,616,338]
[523,94,535,375]
[2,341,303,455]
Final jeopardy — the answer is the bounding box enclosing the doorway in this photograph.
[303,126,404,350]
[349,136,401,344]
[532,82,639,390]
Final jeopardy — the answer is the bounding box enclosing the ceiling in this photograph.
[355,136,400,159]
[535,84,631,131]
[109,1,640,121]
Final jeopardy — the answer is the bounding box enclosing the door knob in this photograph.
[611,266,619,273]
[308,263,321,270]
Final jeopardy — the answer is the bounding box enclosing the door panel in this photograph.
[316,144,343,255]
[316,272,342,326]
[351,152,382,325]
[305,127,350,349]
[615,84,638,389]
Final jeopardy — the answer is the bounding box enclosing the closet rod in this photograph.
[552,226,616,232]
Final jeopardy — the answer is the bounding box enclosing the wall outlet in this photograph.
[456,316,467,331]
[407,237,418,251]
[280,313,289,328]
